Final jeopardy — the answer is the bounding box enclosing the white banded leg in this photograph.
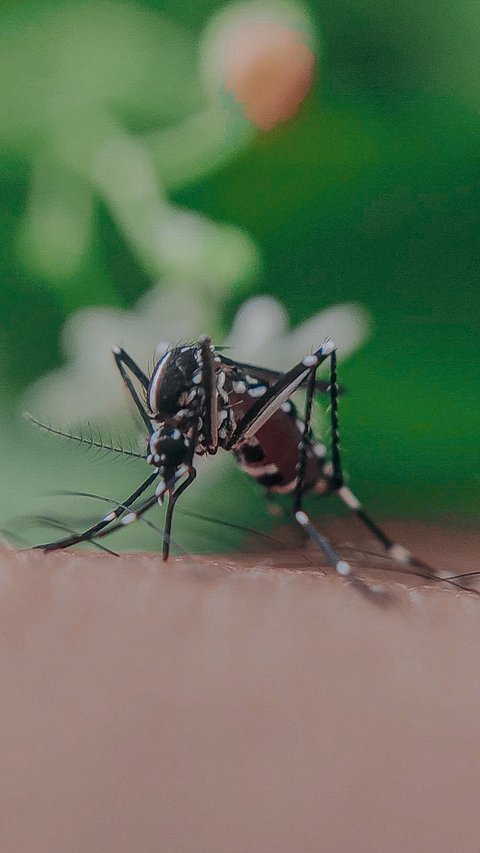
[335,485,480,593]
[336,485,449,582]
[293,353,319,513]
[314,348,445,583]
[290,348,386,598]
[295,509,389,600]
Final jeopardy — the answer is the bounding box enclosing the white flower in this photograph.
[225,295,370,368]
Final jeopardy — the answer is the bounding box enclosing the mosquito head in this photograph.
[147,426,191,486]
[148,344,203,420]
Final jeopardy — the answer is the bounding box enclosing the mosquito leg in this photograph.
[295,351,474,589]
[294,510,349,574]
[293,364,317,513]
[323,351,448,578]
[321,352,418,575]
[328,349,343,489]
[112,346,153,435]
[318,351,405,564]
[63,493,161,547]
[335,485,446,579]
[335,486,480,593]
[112,346,149,387]
[33,471,158,551]
[291,350,388,599]
[99,493,159,536]
[295,510,388,600]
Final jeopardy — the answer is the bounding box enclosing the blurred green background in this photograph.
[1,0,479,553]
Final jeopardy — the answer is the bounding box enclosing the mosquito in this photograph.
[29,334,471,598]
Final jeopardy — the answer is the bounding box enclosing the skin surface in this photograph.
[1,522,479,853]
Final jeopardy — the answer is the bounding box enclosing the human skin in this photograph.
[1,522,479,853]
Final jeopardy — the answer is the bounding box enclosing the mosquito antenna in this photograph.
[24,413,145,460]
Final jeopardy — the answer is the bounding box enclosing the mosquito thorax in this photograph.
[147,341,236,452]
[148,346,200,419]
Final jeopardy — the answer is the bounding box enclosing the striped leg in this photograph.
[322,355,469,586]
[112,346,153,435]
[293,358,317,513]
[293,348,341,512]
[292,349,387,598]
[335,484,442,580]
